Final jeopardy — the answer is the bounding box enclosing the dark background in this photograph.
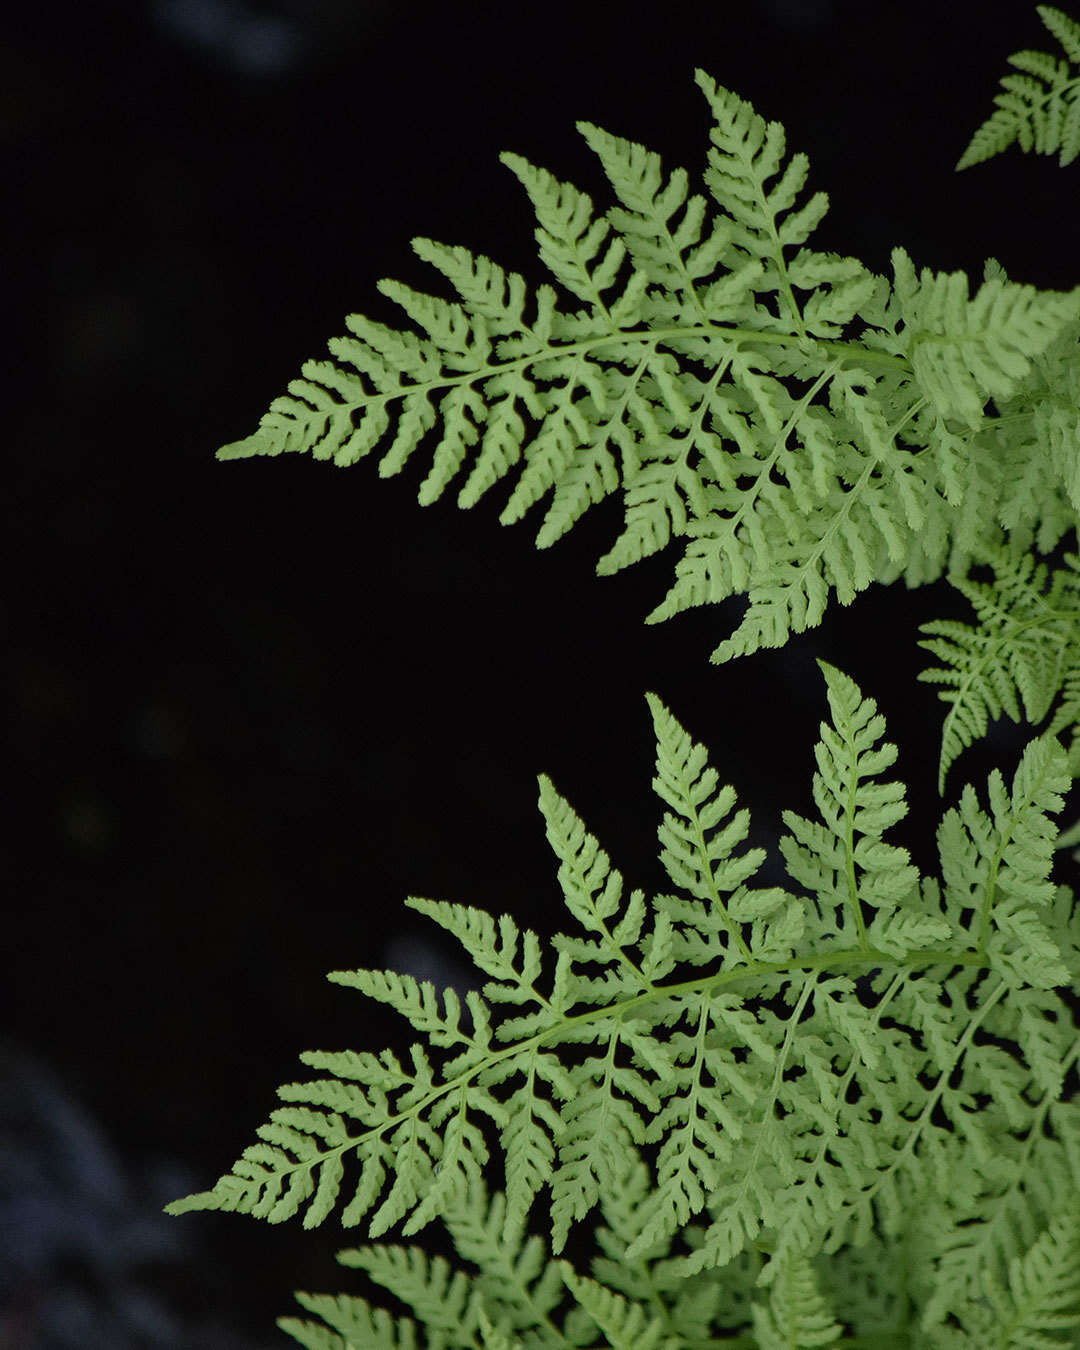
[6,0,1080,1344]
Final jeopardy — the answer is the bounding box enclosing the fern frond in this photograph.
[891,246,1080,433]
[337,1245,486,1347]
[174,15,1080,1349]
[436,1182,568,1347]
[749,1253,844,1350]
[956,5,1080,170]
[559,1265,681,1350]
[939,732,1073,991]
[646,687,785,969]
[777,659,926,956]
[171,667,1080,1340]
[278,1293,416,1350]
[280,1179,588,1350]
[224,70,1045,668]
[935,1212,1080,1347]
[168,678,795,1252]
[917,540,1080,794]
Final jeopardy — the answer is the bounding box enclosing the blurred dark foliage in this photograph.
[0,1039,280,1348]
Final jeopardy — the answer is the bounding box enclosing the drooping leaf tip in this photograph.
[216,435,264,461]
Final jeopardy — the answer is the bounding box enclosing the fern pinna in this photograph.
[170,6,1080,1347]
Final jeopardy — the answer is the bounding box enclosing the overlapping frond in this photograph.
[748,1255,844,1350]
[917,540,1080,793]
[956,5,1080,170]
[891,246,1080,434]
[937,730,1074,991]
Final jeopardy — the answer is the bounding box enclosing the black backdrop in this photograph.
[6,0,1080,1344]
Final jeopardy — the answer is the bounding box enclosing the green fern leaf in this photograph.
[222,69,1018,669]
[777,659,923,954]
[169,665,1080,1328]
[938,732,1072,990]
[575,118,731,309]
[291,1180,580,1350]
[750,1253,844,1350]
[215,59,1080,674]
[646,688,807,970]
[176,17,1080,1349]
[956,5,1080,170]
[559,1265,681,1350]
[646,688,769,960]
[279,1293,417,1350]
[500,1071,562,1229]
[918,542,1080,794]
[891,246,1080,432]
[342,1245,485,1346]
[955,1213,1080,1347]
